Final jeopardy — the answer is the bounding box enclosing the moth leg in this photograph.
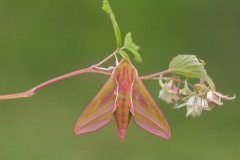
[93,66,115,71]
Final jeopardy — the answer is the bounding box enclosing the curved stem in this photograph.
[29,67,111,93]
[93,48,122,67]
[153,77,194,88]
[139,69,172,80]
[0,91,34,100]
[0,49,123,100]
[0,67,111,100]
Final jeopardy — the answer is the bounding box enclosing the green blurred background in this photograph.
[0,0,239,160]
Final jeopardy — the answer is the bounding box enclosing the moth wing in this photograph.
[132,78,171,139]
[74,76,117,135]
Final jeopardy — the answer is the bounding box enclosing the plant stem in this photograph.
[153,77,194,88]
[29,67,111,93]
[93,48,121,67]
[0,67,111,100]
[139,69,172,80]
[0,49,123,100]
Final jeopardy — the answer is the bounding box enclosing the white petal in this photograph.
[191,105,202,117]
[187,96,195,106]
[159,89,174,103]
[186,107,193,117]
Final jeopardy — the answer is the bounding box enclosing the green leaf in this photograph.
[119,51,129,59]
[124,33,142,62]
[169,55,215,88]
[169,55,206,78]
[102,0,121,48]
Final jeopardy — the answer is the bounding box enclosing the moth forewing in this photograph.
[74,76,117,135]
[132,78,171,139]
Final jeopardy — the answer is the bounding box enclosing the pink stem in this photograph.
[0,67,111,100]
[0,49,122,100]
[139,69,171,80]
[93,49,119,67]
[0,91,34,100]
[29,67,111,92]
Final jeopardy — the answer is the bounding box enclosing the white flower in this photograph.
[158,80,179,103]
[186,96,209,117]
[172,80,235,117]
[207,91,222,106]
[159,88,175,103]
[207,90,235,107]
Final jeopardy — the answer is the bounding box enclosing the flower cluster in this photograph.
[158,78,235,117]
